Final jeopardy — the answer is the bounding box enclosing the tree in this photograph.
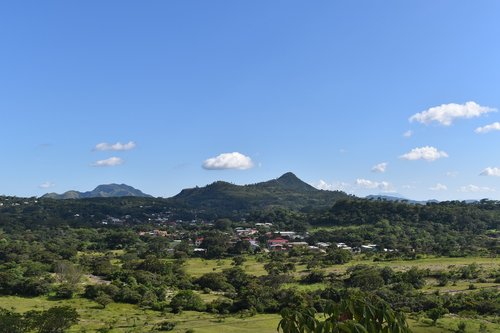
[278,294,411,333]
[25,306,79,333]
[95,292,113,309]
[214,218,232,231]
[170,290,206,313]
[0,308,27,333]
[195,272,234,292]
[326,248,352,265]
[54,261,83,286]
[264,260,295,276]
[200,232,230,259]
[346,265,385,291]
[232,256,246,266]
[55,283,75,299]
[426,306,448,326]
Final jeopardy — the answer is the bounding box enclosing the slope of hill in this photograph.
[42,184,153,199]
[172,172,349,212]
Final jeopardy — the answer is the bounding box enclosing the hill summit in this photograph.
[42,184,152,199]
[172,172,348,212]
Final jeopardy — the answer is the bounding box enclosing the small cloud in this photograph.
[400,146,448,161]
[480,167,500,177]
[314,180,351,192]
[458,184,495,193]
[39,181,55,189]
[446,171,459,177]
[339,148,348,154]
[402,184,415,190]
[202,152,254,170]
[94,141,136,151]
[403,130,413,138]
[475,122,500,134]
[371,162,388,173]
[429,183,447,191]
[92,157,124,167]
[355,178,395,192]
[409,101,496,126]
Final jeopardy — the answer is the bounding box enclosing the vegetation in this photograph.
[0,174,499,332]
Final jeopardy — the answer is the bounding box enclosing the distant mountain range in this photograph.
[43,173,465,209]
[34,173,481,218]
[42,184,153,199]
[41,172,349,212]
[365,194,438,205]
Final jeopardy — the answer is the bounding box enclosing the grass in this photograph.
[281,282,328,292]
[322,256,500,275]
[408,315,500,333]
[2,295,500,332]
[182,257,268,277]
[0,296,279,333]
[423,279,499,294]
[1,255,498,332]
[169,312,280,333]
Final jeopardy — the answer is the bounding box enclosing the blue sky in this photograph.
[1,1,500,200]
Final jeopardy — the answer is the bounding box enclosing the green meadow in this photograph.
[1,255,498,333]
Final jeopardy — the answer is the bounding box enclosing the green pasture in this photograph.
[1,295,499,332]
[323,256,500,275]
[0,295,279,332]
[181,257,268,277]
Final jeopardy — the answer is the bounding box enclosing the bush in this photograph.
[170,290,206,313]
[301,270,325,284]
[158,321,176,331]
[55,283,75,299]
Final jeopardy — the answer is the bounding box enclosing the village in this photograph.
[133,219,394,256]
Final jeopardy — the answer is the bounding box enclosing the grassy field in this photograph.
[181,257,268,277]
[180,255,499,278]
[408,316,500,333]
[0,295,280,332]
[1,255,499,332]
[323,255,500,274]
[2,295,500,332]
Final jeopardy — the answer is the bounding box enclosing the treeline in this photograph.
[309,199,500,256]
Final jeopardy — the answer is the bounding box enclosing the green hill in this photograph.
[172,172,348,212]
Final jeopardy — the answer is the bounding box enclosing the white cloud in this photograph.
[402,185,415,190]
[403,130,413,138]
[202,152,254,170]
[94,141,136,151]
[480,167,500,177]
[409,101,496,126]
[92,157,124,167]
[446,171,459,177]
[39,181,55,189]
[355,178,395,192]
[475,122,500,134]
[400,146,448,161]
[458,185,495,193]
[314,180,352,192]
[429,183,447,191]
[371,162,388,173]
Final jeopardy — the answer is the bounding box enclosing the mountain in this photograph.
[42,184,153,199]
[365,194,439,205]
[172,172,349,212]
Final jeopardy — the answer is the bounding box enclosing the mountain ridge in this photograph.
[42,184,153,199]
[172,172,349,212]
